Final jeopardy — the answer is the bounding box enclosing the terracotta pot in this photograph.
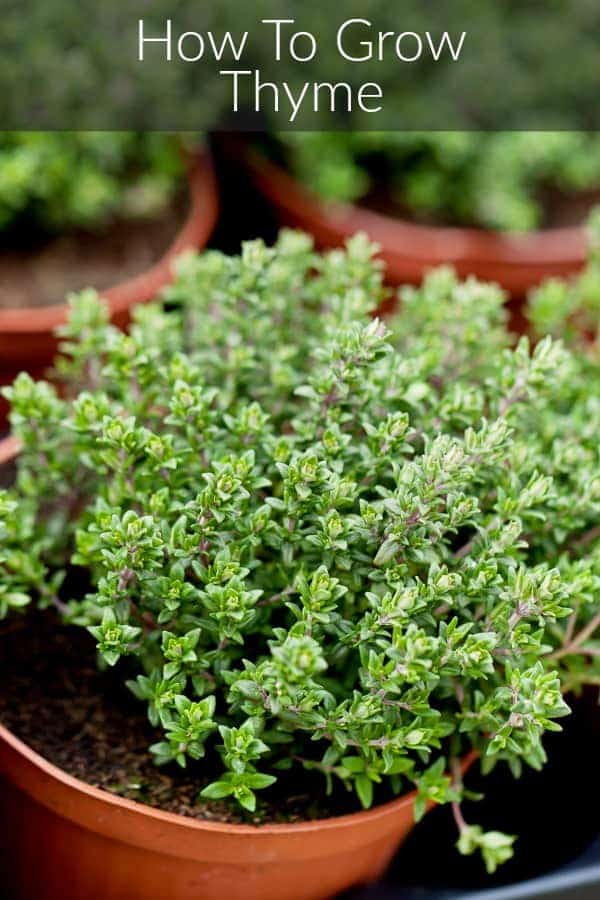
[0,150,219,429]
[0,725,478,900]
[244,151,587,298]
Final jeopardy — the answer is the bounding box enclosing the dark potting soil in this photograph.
[0,610,360,825]
[0,196,187,311]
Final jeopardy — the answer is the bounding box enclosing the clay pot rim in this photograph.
[245,149,587,268]
[0,721,446,838]
[0,148,219,334]
[0,714,478,850]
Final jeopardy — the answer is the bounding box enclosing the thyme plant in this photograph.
[1,234,599,873]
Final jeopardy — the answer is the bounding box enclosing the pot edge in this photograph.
[245,148,588,267]
[0,147,219,334]
[0,720,422,839]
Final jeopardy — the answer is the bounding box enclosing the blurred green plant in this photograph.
[2,1,600,130]
[277,132,600,231]
[0,132,188,236]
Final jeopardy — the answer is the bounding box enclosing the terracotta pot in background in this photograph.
[243,152,587,303]
[0,150,219,430]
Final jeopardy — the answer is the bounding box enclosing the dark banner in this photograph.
[1,0,599,129]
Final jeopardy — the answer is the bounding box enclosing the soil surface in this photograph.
[0,610,358,825]
[0,197,187,311]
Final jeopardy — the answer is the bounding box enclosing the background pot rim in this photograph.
[0,148,219,335]
[245,150,587,268]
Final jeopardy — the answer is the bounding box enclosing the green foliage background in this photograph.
[2,1,600,128]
